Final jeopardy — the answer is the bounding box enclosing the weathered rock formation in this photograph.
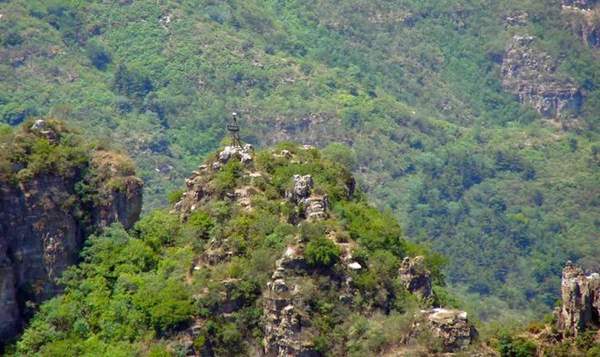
[173,145,475,356]
[501,35,583,119]
[214,144,254,170]
[263,247,318,357]
[287,174,329,221]
[555,261,600,337]
[408,308,478,352]
[562,0,598,9]
[0,146,142,345]
[399,256,432,300]
[562,1,600,49]
[175,144,256,219]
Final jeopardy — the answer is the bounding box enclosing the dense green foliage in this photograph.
[1,0,598,319]
[11,144,450,356]
[0,119,88,181]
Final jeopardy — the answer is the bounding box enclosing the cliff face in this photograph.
[562,0,600,49]
[501,35,583,120]
[0,121,143,345]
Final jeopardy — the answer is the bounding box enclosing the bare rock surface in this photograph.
[501,35,583,119]
[287,175,329,221]
[562,0,598,9]
[562,1,600,49]
[408,308,478,352]
[0,158,142,345]
[399,256,432,300]
[263,247,318,357]
[556,261,600,337]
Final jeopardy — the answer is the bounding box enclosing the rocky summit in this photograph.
[7,142,487,356]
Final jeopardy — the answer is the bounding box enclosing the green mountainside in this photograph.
[9,143,467,356]
[1,0,599,320]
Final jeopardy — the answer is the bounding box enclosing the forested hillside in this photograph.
[1,0,598,320]
[10,144,480,356]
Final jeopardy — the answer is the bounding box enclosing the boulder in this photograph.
[215,144,254,169]
[290,175,314,202]
[409,308,478,352]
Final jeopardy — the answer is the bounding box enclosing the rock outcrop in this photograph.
[287,174,329,221]
[562,1,600,49]
[501,35,583,119]
[263,247,317,357]
[214,144,254,170]
[408,308,478,352]
[399,256,432,300]
[175,144,256,219]
[562,0,598,9]
[171,144,475,356]
[0,129,143,345]
[555,261,600,337]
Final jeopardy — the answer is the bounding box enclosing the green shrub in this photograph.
[305,236,341,268]
[86,41,112,70]
[134,210,180,251]
[498,334,537,357]
[185,210,215,240]
[213,160,243,195]
[167,189,184,204]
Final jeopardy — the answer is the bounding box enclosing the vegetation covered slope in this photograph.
[0,0,599,318]
[10,143,459,356]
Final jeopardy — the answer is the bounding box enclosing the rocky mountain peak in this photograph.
[555,261,600,337]
[168,143,479,356]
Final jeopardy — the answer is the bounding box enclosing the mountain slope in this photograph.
[10,144,485,356]
[0,0,598,317]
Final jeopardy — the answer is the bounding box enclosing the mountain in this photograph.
[0,119,143,346]
[9,143,487,356]
[0,0,599,320]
